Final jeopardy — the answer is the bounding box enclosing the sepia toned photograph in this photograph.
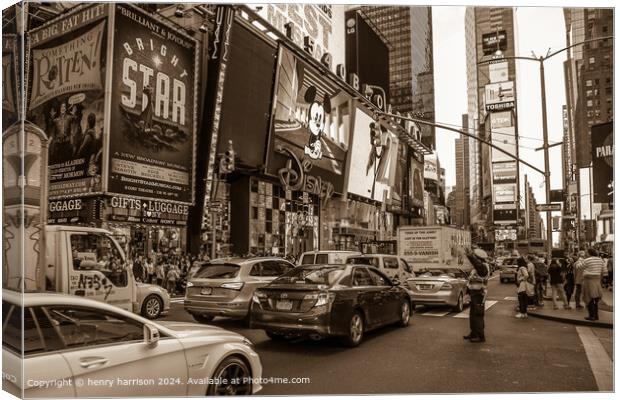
[1,0,615,398]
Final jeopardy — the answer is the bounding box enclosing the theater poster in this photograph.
[107,4,198,204]
[26,4,109,198]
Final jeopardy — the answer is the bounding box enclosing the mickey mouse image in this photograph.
[303,85,331,160]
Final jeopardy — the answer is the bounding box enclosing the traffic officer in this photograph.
[463,248,490,343]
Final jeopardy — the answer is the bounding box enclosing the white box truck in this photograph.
[44,225,170,319]
[397,225,471,271]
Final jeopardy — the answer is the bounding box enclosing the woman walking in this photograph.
[515,258,531,319]
[581,248,606,321]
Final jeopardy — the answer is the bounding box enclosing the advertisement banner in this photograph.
[492,161,517,184]
[493,183,517,204]
[423,152,438,181]
[491,126,517,162]
[490,111,513,129]
[493,208,517,224]
[489,61,509,83]
[346,105,398,201]
[26,4,109,198]
[108,4,198,204]
[485,81,515,111]
[267,46,350,193]
[590,122,613,203]
[2,35,18,129]
[482,30,508,55]
[398,227,441,264]
[409,156,424,207]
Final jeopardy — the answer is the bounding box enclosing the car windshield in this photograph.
[273,266,345,285]
[417,269,461,278]
[193,264,240,279]
[347,257,379,267]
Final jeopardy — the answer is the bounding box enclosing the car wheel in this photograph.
[452,293,464,313]
[141,295,162,319]
[341,310,364,347]
[207,356,253,395]
[500,278,505,283]
[397,301,411,327]
[192,314,215,324]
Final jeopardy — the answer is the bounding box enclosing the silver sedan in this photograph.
[405,267,471,312]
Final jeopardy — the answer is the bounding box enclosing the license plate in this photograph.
[417,284,432,290]
[276,300,293,311]
[201,287,213,295]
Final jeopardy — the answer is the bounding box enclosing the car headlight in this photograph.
[440,282,453,290]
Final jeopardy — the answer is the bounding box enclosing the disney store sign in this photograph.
[277,146,334,204]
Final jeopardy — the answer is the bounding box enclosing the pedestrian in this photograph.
[515,257,531,318]
[582,248,606,321]
[145,257,155,284]
[166,264,180,295]
[155,257,165,287]
[564,255,576,304]
[463,248,490,343]
[534,257,549,306]
[548,258,570,310]
[132,255,145,283]
[574,251,586,309]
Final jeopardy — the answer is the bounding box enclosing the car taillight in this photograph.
[221,282,244,290]
[304,292,335,308]
[440,283,453,290]
[252,290,266,304]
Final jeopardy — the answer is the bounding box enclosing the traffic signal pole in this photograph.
[538,58,553,260]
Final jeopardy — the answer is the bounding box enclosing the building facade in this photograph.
[360,6,436,150]
[453,115,471,228]
[563,8,613,247]
[465,7,521,246]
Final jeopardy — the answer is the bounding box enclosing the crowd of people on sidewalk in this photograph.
[131,252,202,296]
[513,248,612,322]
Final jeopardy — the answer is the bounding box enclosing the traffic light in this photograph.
[220,140,235,173]
[369,122,382,148]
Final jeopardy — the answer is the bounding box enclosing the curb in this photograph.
[528,311,613,329]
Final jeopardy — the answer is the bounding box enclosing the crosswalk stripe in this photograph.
[504,296,517,301]
[576,326,612,391]
[420,310,450,317]
[453,300,498,318]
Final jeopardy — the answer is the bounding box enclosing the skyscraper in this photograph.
[465,7,520,243]
[361,6,436,150]
[454,114,471,228]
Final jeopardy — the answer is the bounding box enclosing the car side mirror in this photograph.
[144,323,159,347]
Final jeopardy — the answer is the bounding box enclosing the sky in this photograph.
[433,6,567,238]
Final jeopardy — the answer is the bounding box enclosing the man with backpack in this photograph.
[534,256,549,306]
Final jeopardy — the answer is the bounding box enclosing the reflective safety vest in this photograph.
[467,263,489,291]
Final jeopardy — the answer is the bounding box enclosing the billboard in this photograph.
[2,35,18,129]
[423,152,438,181]
[490,111,513,129]
[489,61,509,83]
[409,155,424,207]
[107,4,198,204]
[591,122,613,203]
[346,105,399,201]
[485,81,515,111]
[267,46,350,193]
[492,161,517,184]
[491,127,517,162]
[493,183,517,204]
[482,30,508,55]
[26,4,109,198]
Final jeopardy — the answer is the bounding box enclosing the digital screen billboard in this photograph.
[266,46,351,193]
[591,122,613,203]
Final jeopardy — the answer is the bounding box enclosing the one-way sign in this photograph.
[536,204,562,212]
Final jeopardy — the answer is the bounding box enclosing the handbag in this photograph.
[525,281,535,297]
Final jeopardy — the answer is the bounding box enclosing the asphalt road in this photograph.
[163,273,612,394]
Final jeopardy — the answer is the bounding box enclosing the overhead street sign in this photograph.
[535,204,562,212]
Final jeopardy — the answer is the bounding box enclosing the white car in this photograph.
[2,290,262,397]
[346,254,415,284]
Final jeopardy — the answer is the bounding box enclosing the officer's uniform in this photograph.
[464,254,489,343]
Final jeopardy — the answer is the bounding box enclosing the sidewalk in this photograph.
[528,289,613,329]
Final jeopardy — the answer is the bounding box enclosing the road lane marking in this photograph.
[420,310,450,317]
[576,326,613,391]
[503,296,517,301]
[453,300,498,318]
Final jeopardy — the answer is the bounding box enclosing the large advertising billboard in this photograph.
[482,30,508,55]
[107,4,198,204]
[267,46,350,193]
[2,35,18,129]
[591,122,613,203]
[423,152,438,181]
[346,105,398,202]
[492,161,517,184]
[409,156,424,208]
[491,127,517,162]
[26,4,109,198]
[485,81,515,111]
